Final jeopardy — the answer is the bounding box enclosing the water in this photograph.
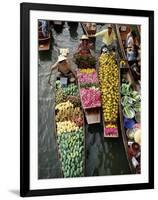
[38,22,131,179]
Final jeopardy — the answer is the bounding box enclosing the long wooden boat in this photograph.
[98,52,119,138]
[53,72,86,178]
[51,21,65,34]
[38,32,51,51]
[115,24,140,90]
[81,22,96,47]
[114,24,141,173]
[119,67,141,173]
[81,22,96,35]
[118,68,136,173]
[38,21,51,51]
[74,37,101,124]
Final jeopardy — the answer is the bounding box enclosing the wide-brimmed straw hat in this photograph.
[107,24,112,28]
[80,35,89,40]
[58,55,67,62]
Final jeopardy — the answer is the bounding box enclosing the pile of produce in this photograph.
[57,128,84,177]
[55,80,65,104]
[104,123,118,136]
[98,53,119,137]
[77,68,101,109]
[80,88,101,108]
[77,69,99,84]
[121,80,141,173]
[74,53,96,68]
[66,95,81,107]
[63,83,78,97]
[55,79,85,178]
[121,81,141,119]
[56,121,79,134]
[55,101,83,126]
[55,81,80,105]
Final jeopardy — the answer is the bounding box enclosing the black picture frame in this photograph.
[20,2,154,197]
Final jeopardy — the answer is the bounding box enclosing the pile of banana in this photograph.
[79,68,95,74]
[55,105,83,123]
[99,54,119,122]
[55,101,73,111]
[56,121,79,134]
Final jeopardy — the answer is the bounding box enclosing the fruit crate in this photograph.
[103,121,119,138]
[78,81,101,124]
[84,107,101,124]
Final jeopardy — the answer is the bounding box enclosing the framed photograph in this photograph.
[20,3,154,197]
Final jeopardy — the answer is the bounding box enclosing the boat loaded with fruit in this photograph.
[96,24,141,172]
[50,52,86,178]
[74,35,101,124]
[98,52,119,137]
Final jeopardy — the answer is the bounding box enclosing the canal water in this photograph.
[38,22,131,179]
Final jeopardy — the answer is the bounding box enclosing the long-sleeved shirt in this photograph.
[95,29,116,46]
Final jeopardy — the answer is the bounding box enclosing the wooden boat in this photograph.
[51,21,65,34]
[67,22,78,39]
[74,38,101,124]
[53,21,65,26]
[114,24,141,173]
[81,22,96,47]
[53,71,86,178]
[117,25,131,48]
[119,67,140,173]
[38,32,51,51]
[115,24,140,89]
[38,21,51,51]
[98,52,119,138]
[81,22,97,35]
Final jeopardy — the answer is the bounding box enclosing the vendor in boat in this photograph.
[77,35,91,55]
[126,30,140,66]
[94,24,117,51]
[49,55,76,82]
[126,30,139,48]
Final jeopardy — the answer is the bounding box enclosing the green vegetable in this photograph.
[121,83,132,96]
[133,102,141,112]
[121,82,141,119]
[123,106,135,119]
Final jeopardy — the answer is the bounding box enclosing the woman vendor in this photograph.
[77,35,91,55]
[48,55,76,84]
[95,24,117,51]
